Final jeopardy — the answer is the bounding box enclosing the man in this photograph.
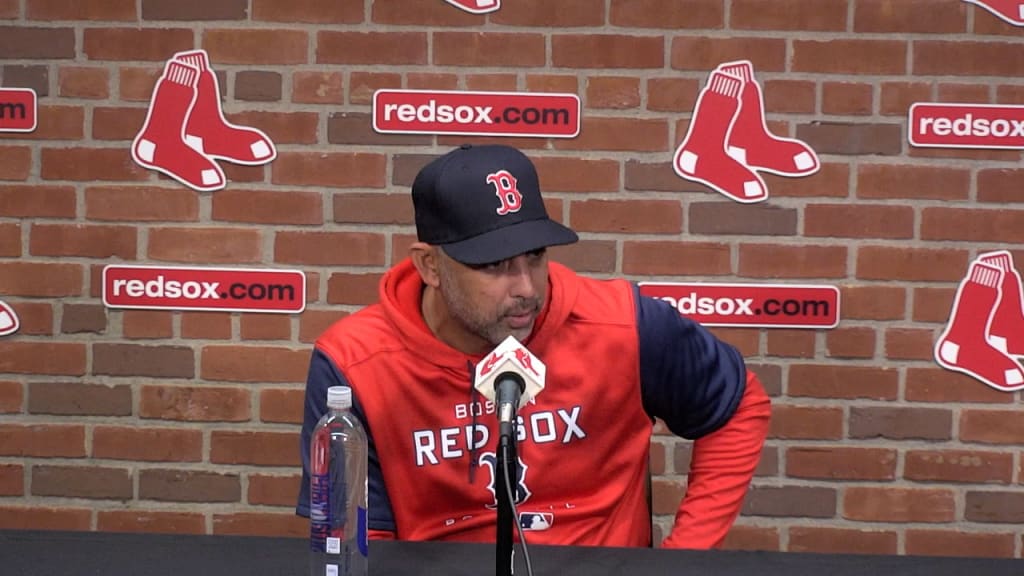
[297,144,770,548]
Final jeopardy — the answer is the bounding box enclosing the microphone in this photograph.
[494,372,524,441]
[475,336,544,573]
[473,335,546,439]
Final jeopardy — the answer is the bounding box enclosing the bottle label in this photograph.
[309,472,331,552]
[326,537,340,554]
[357,505,368,557]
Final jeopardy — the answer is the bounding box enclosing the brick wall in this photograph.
[2,0,1024,558]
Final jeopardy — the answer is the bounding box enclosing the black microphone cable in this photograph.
[502,441,535,576]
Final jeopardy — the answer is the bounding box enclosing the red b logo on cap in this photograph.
[488,170,523,215]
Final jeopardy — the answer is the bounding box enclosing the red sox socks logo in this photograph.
[935,251,1024,392]
[964,0,1024,26]
[673,60,819,204]
[0,300,19,337]
[444,0,501,14]
[131,50,277,192]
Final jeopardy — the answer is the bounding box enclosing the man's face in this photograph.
[435,248,549,350]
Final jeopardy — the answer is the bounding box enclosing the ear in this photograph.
[410,242,441,288]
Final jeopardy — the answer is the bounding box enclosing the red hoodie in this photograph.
[302,258,769,548]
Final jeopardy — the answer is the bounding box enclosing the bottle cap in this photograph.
[326,386,352,410]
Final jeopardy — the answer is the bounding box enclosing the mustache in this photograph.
[504,298,540,316]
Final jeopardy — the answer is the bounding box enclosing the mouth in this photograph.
[505,309,536,329]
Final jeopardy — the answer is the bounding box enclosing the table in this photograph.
[2,529,1020,575]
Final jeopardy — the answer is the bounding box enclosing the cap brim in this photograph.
[441,218,579,265]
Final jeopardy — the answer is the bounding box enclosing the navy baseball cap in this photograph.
[412,144,578,265]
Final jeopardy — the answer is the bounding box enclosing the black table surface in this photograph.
[2,529,1020,576]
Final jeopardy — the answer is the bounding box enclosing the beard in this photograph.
[436,261,541,347]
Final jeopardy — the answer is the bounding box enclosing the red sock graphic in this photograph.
[978,250,1024,355]
[173,50,276,165]
[964,0,1024,26]
[673,71,767,203]
[444,0,501,13]
[935,261,1024,391]
[131,60,225,192]
[0,299,19,337]
[717,61,819,177]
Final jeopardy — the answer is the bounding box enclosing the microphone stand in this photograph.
[496,418,517,576]
[491,371,527,576]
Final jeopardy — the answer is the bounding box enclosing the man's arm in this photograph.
[635,289,770,548]
[297,348,398,539]
[660,371,770,548]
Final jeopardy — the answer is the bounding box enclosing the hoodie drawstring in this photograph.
[467,359,480,485]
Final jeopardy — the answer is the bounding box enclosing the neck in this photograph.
[421,284,490,356]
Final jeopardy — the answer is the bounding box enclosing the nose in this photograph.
[506,255,537,300]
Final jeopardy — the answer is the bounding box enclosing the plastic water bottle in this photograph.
[309,386,368,576]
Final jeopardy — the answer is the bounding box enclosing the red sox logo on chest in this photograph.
[478,451,531,508]
[414,403,587,531]
[488,170,523,215]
